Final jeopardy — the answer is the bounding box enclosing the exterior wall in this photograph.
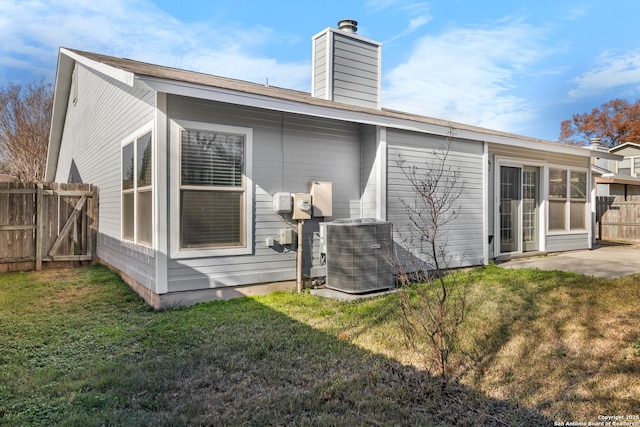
[166,95,362,293]
[53,64,157,290]
[546,233,589,252]
[386,129,485,268]
[488,144,591,257]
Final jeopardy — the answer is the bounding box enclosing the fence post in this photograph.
[35,184,44,271]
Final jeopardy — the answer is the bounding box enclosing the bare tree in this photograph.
[392,129,468,391]
[0,80,53,182]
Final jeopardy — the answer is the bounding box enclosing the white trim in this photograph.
[376,126,387,221]
[326,32,333,101]
[170,119,253,259]
[154,93,168,294]
[376,44,382,109]
[61,48,135,87]
[494,156,548,257]
[482,142,489,265]
[120,122,154,248]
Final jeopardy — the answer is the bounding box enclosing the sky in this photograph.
[1,0,640,142]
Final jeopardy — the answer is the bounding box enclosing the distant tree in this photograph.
[0,80,53,182]
[559,99,640,148]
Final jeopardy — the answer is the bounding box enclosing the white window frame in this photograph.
[121,123,154,247]
[547,166,588,235]
[170,119,253,258]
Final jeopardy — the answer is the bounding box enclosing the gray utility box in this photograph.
[324,218,394,294]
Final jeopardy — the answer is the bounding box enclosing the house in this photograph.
[45,20,619,308]
[592,141,640,240]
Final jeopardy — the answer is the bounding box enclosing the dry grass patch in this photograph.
[462,268,640,421]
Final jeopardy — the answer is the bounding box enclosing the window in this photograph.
[548,169,567,230]
[548,168,586,231]
[618,158,631,176]
[178,123,252,252]
[122,129,153,246]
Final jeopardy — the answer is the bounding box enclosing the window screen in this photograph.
[180,129,245,249]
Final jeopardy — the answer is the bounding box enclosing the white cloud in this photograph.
[568,49,640,99]
[382,21,551,133]
[563,5,588,20]
[0,0,310,89]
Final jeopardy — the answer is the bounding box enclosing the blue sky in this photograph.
[1,0,639,142]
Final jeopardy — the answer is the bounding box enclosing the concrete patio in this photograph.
[497,242,640,278]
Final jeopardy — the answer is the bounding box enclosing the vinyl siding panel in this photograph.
[387,129,485,268]
[166,95,362,292]
[54,64,157,290]
[313,33,327,99]
[331,33,379,109]
[546,233,589,252]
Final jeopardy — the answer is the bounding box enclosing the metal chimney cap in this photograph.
[338,19,358,33]
[590,137,602,146]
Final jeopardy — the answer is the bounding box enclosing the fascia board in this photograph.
[45,50,74,182]
[60,48,135,87]
[140,75,597,159]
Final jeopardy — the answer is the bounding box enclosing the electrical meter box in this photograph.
[278,228,294,245]
[273,192,292,213]
[292,193,312,220]
[309,181,332,217]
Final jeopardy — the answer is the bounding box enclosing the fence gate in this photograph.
[0,182,98,273]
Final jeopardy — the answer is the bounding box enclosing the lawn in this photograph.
[0,264,638,426]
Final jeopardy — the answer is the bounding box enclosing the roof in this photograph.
[596,175,640,186]
[46,47,621,180]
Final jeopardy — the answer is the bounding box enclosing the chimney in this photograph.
[311,19,382,109]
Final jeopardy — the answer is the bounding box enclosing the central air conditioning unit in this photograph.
[323,218,394,294]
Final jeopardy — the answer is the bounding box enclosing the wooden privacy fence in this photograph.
[0,182,98,273]
[596,190,640,241]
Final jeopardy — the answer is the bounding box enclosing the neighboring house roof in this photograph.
[0,174,17,183]
[46,47,621,181]
[610,142,640,153]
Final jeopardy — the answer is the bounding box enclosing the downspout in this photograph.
[297,219,304,293]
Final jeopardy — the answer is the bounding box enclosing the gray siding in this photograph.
[54,64,157,290]
[332,34,379,109]
[313,33,327,99]
[387,129,485,268]
[166,95,362,292]
[546,233,589,252]
[312,30,380,109]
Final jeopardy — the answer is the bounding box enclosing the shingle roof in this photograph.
[66,48,552,145]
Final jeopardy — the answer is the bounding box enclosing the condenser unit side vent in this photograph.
[324,219,393,294]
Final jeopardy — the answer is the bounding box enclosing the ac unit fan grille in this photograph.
[325,221,393,293]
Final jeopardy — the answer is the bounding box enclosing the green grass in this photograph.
[0,264,638,426]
